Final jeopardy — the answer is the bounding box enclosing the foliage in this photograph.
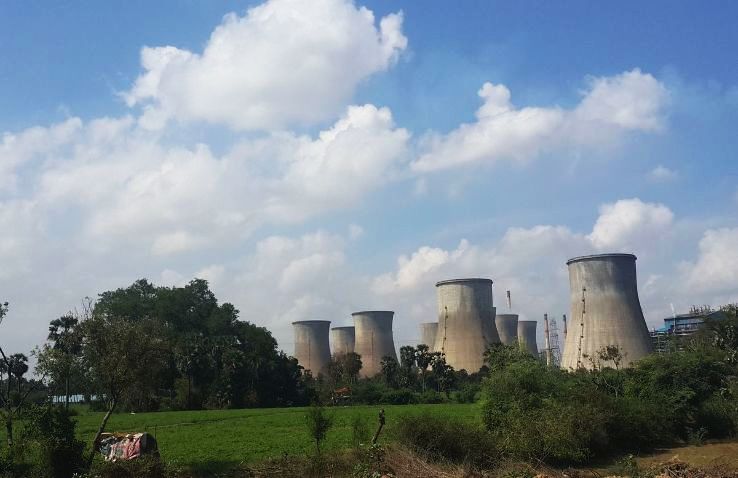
[393,413,496,469]
[305,404,333,455]
[21,405,86,477]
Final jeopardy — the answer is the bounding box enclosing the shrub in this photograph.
[393,413,496,469]
[350,414,371,448]
[416,390,445,404]
[88,455,166,478]
[695,395,737,438]
[22,405,85,478]
[379,388,416,405]
[305,405,333,455]
[453,383,480,403]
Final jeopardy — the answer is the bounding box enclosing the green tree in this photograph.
[36,314,82,410]
[380,356,400,389]
[415,344,432,392]
[79,313,166,467]
[305,404,333,455]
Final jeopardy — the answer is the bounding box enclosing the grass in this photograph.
[70,403,481,472]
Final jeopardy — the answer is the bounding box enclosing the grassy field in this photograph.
[72,403,481,472]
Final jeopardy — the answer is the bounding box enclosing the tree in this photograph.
[430,353,455,394]
[380,356,400,389]
[305,404,333,456]
[0,302,40,457]
[79,313,166,467]
[415,345,432,392]
[36,314,82,410]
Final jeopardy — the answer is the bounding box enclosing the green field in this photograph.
[72,403,480,472]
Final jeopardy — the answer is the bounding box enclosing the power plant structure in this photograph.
[483,306,498,346]
[517,320,539,356]
[353,311,397,378]
[419,322,438,350]
[560,253,653,370]
[331,326,355,356]
[433,278,498,372]
[292,320,332,376]
[495,314,519,345]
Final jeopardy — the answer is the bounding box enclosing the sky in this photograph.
[1,0,737,356]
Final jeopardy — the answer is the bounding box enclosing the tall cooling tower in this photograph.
[495,314,519,346]
[419,322,438,350]
[331,326,355,356]
[561,253,653,370]
[433,278,497,372]
[292,320,331,375]
[517,320,539,355]
[353,311,397,378]
[482,306,498,346]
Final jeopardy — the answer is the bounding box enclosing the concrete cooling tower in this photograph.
[292,320,331,376]
[482,307,498,347]
[433,278,498,372]
[331,326,355,356]
[517,320,539,355]
[495,314,519,346]
[353,311,397,378]
[419,322,438,350]
[561,253,653,370]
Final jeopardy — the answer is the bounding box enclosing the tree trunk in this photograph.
[65,374,70,411]
[87,398,116,469]
[5,413,13,450]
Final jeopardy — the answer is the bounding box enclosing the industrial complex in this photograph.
[292,252,718,376]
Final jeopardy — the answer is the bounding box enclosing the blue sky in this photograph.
[1,0,737,353]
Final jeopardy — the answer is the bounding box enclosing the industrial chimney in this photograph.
[353,311,397,378]
[292,320,331,376]
[433,278,497,372]
[561,253,653,370]
[419,322,438,351]
[495,314,519,346]
[331,326,355,356]
[517,320,539,356]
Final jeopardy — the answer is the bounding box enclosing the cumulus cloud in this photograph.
[11,105,408,255]
[588,198,674,251]
[124,0,407,130]
[684,228,738,293]
[412,69,669,172]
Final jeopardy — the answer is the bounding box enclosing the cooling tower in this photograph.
[482,307,499,347]
[560,253,653,370]
[495,314,519,346]
[353,311,397,378]
[433,278,496,372]
[331,326,355,356]
[517,320,539,356]
[419,322,438,350]
[292,320,331,376]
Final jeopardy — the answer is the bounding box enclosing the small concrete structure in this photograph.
[433,278,498,373]
[560,253,653,370]
[331,326,355,356]
[495,314,519,346]
[419,322,438,351]
[517,320,539,355]
[353,311,397,378]
[292,320,331,376]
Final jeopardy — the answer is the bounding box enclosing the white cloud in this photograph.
[412,69,669,172]
[685,228,738,293]
[648,165,678,182]
[588,198,674,251]
[124,0,407,130]
[25,104,407,255]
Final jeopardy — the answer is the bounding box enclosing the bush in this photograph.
[393,413,496,469]
[305,405,333,455]
[352,381,384,405]
[695,395,736,438]
[453,383,480,403]
[89,456,166,478]
[350,414,371,448]
[379,388,417,405]
[416,390,446,404]
[21,405,85,478]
